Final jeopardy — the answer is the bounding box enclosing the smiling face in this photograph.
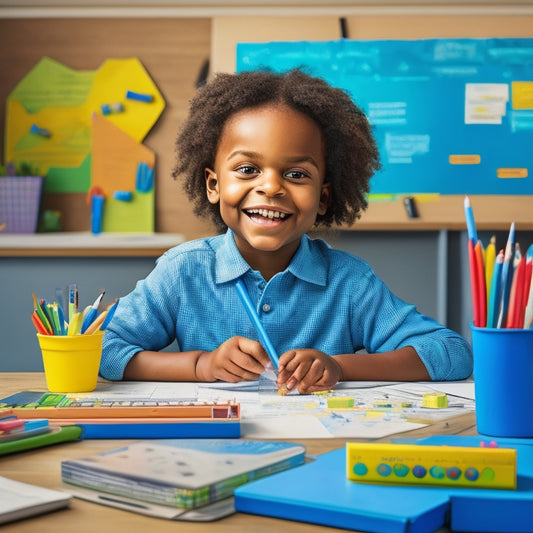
[206,104,330,276]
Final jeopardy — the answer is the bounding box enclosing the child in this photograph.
[101,69,473,393]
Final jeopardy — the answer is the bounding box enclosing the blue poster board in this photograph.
[237,38,533,196]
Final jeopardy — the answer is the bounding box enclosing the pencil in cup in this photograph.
[31,290,119,336]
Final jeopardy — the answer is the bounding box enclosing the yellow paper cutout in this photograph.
[5,57,164,192]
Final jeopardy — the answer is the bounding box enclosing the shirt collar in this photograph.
[215,229,328,286]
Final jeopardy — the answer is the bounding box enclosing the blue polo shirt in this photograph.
[101,229,473,381]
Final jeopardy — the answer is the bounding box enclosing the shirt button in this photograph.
[258,282,266,291]
[262,303,271,313]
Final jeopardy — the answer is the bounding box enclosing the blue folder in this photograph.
[234,436,533,533]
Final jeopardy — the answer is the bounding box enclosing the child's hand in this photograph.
[197,336,270,382]
[276,349,343,394]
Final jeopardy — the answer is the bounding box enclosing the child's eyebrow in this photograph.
[227,150,320,169]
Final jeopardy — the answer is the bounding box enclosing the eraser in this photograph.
[422,392,448,408]
[327,397,355,408]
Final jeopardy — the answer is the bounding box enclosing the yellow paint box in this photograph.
[346,442,516,489]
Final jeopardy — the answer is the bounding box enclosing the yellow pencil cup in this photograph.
[37,331,103,393]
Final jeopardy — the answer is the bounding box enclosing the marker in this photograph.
[126,90,153,102]
[234,279,279,370]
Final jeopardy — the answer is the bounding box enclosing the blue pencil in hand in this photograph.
[234,279,280,370]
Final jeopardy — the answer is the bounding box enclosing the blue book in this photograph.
[235,436,533,533]
[62,439,305,519]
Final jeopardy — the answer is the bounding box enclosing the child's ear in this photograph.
[317,182,331,215]
[205,168,220,204]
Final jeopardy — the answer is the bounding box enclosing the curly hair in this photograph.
[172,68,381,232]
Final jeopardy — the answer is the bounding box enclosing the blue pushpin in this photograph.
[126,90,153,103]
[113,190,133,202]
[101,102,124,115]
[30,124,51,137]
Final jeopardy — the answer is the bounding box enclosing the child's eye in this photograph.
[285,170,308,180]
[236,165,258,176]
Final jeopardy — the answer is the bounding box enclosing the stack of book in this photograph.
[61,439,306,521]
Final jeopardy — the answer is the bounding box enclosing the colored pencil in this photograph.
[487,249,504,328]
[484,235,496,303]
[474,240,487,327]
[505,247,525,328]
[468,239,481,327]
[496,222,515,328]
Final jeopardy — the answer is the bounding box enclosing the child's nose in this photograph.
[257,171,285,196]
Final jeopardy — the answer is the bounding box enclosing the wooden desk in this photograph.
[1,373,477,533]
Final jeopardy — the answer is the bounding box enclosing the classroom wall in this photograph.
[2,11,533,242]
[2,7,532,370]
[0,17,215,241]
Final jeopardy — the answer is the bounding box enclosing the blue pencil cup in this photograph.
[471,324,533,437]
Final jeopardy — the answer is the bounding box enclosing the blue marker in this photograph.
[126,90,153,103]
[234,279,279,370]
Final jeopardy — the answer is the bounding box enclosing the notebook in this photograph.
[0,477,71,525]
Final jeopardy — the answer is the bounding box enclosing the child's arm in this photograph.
[277,346,430,394]
[122,336,270,382]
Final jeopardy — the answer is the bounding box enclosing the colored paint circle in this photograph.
[393,463,409,477]
[465,467,479,481]
[377,463,392,477]
[480,467,495,481]
[412,465,427,478]
[353,462,368,476]
[429,466,445,479]
[447,467,462,480]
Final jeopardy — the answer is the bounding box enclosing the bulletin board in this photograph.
[237,38,533,197]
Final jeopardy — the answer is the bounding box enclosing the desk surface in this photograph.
[0,373,477,533]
